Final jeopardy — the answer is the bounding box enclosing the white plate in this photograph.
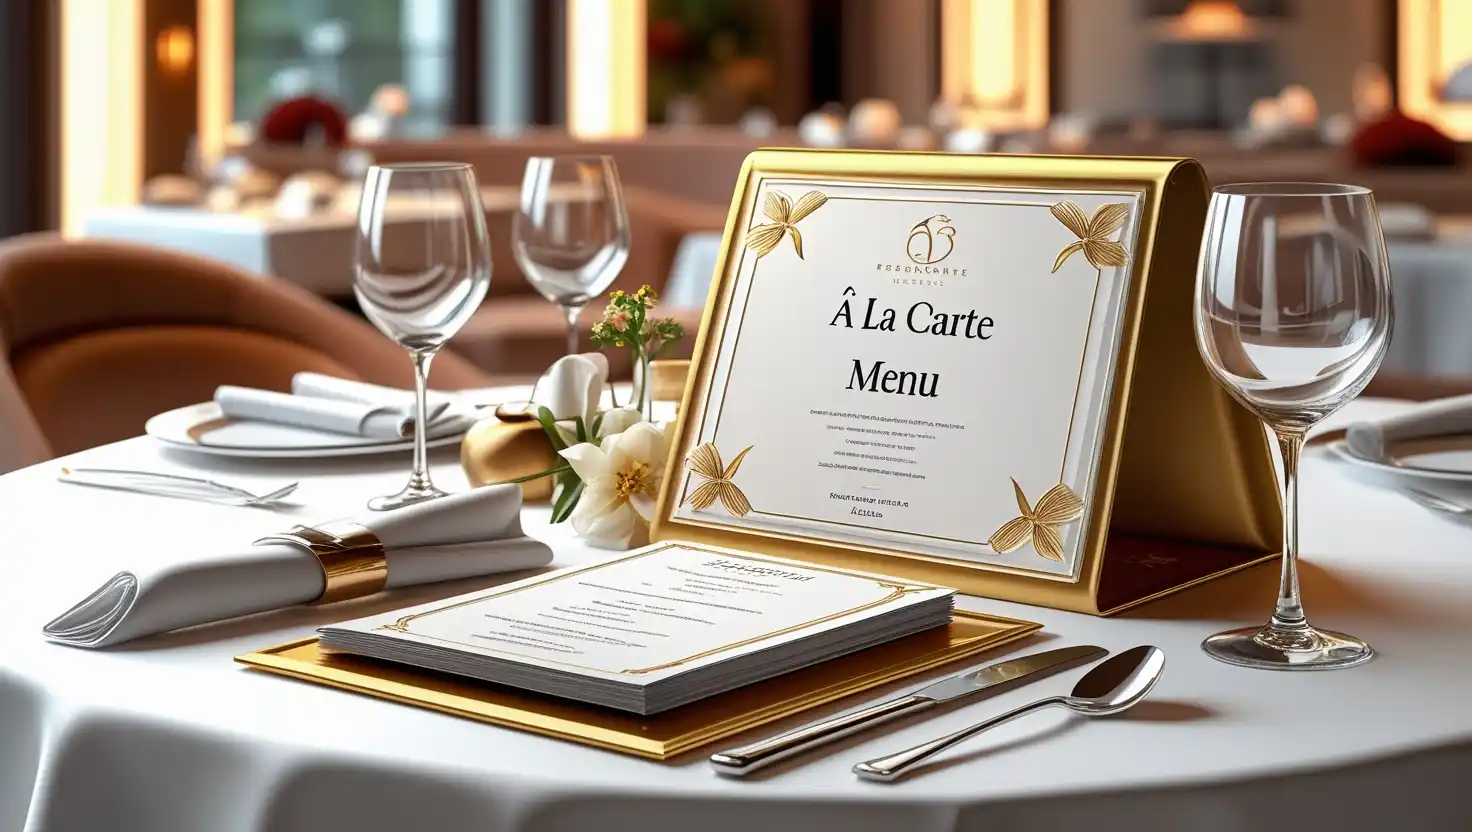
[1327,437,1472,483]
[145,402,472,459]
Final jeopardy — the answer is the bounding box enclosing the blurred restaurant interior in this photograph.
[11,5,1472,825]
[1,0,1471,464]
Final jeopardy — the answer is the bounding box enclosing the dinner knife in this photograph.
[708,644,1106,776]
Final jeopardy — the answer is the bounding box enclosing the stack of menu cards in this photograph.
[319,543,955,714]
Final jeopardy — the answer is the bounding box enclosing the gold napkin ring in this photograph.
[254,520,388,605]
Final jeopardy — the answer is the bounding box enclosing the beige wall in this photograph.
[1057,0,1388,123]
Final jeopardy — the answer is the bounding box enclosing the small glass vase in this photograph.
[631,354,654,417]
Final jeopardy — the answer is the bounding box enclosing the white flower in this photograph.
[534,353,609,427]
[596,406,643,438]
[559,421,671,549]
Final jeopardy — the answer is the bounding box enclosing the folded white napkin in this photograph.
[213,373,460,441]
[1344,393,1472,460]
[43,485,552,648]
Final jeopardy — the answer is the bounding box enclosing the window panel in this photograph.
[233,0,452,132]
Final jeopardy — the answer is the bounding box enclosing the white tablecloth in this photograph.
[4,398,1472,832]
[82,189,528,297]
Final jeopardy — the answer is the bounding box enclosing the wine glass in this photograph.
[1194,182,1392,670]
[513,155,631,356]
[354,162,492,511]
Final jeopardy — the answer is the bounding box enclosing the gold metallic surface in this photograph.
[649,149,1283,615]
[745,190,829,259]
[987,480,1085,562]
[255,521,389,605]
[236,609,1039,760]
[681,443,753,516]
[1050,201,1131,271]
[460,418,558,502]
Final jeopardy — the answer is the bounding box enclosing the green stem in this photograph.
[484,464,573,486]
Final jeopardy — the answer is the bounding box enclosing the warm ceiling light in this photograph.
[1170,0,1252,41]
[1399,0,1472,140]
[940,0,1048,130]
[156,25,195,75]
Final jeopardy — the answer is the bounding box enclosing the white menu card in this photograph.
[320,543,953,713]
[669,179,1146,580]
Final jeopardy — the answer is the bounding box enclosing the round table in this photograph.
[4,398,1471,832]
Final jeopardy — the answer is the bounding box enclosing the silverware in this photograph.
[709,644,1106,777]
[853,645,1164,782]
[58,467,299,507]
[1401,487,1472,516]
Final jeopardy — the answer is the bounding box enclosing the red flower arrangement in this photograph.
[258,96,349,147]
[1350,110,1459,168]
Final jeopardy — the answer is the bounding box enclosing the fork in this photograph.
[58,467,299,507]
[1401,487,1472,516]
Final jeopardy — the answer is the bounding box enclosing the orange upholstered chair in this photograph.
[0,233,492,472]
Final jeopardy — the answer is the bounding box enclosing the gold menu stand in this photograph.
[651,149,1282,616]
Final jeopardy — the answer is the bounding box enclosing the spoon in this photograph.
[852,645,1165,782]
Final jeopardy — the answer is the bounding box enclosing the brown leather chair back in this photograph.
[0,233,491,468]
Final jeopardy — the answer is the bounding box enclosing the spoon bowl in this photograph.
[853,645,1165,782]
[1065,645,1165,715]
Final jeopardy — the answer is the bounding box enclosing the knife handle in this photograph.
[710,694,934,776]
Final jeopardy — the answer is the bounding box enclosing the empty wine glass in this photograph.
[513,155,631,356]
[354,162,491,511]
[1195,182,1392,670]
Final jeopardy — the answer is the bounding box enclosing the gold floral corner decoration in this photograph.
[988,479,1084,562]
[1050,201,1131,273]
[682,443,753,517]
[745,191,828,260]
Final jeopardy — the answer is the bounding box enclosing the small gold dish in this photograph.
[460,417,558,502]
[237,610,1039,760]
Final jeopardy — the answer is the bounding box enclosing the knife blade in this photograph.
[709,644,1106,776]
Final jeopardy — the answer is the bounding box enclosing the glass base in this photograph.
[367,483,449,512]
[1202,622,1374,670]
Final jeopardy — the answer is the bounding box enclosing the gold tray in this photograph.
[237,610,1039,760]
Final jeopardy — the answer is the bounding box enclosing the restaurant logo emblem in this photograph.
[906,215,955,265]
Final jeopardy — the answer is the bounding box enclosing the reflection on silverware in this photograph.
[1402,487,1472,516]
[58,467,299,507]
[710,645,1106,777]
[853,645,1164,782]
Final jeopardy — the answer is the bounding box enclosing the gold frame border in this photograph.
[651,149,1280,615]
[680,190,1117,559]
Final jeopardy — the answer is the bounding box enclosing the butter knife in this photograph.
[709,644,1106,776]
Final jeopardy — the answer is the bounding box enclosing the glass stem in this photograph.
[563,303,585,356]
[409,349,437,491]
[1271,429,1307,629]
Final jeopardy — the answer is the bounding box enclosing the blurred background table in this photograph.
[82,186,722,379]
[1383,216,1472,382]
